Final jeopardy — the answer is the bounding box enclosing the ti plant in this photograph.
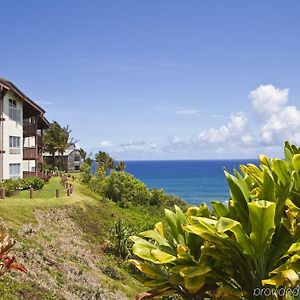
[0,228,27,276]
[131,142,300,300]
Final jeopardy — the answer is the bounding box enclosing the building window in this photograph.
[9,136,21,154]
[8,99,21,122]
[9,163,21,179]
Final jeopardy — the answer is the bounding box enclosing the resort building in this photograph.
[43,146,83,172]
[0,78,49,180]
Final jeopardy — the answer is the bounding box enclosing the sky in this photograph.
[0,1,300,160]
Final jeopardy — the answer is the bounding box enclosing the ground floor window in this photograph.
[9,163,21,179]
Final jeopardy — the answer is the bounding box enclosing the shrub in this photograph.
[79,162,92,184]
[99,171,152,205]
[110,219,134,259]
[131,142,300,300]
[0,176,45,196]
[19,177,45,190]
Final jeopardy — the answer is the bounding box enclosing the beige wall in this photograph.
[2,91,23,179]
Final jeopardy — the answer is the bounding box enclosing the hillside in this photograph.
[0,177,157,300]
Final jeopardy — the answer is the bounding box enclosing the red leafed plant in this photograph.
[0,228,27,276]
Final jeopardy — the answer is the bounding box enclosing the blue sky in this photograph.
[1,1,300,159]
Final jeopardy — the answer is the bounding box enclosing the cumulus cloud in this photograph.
[100,140,113,147]
[249,84,300,145]
[116,141,159,153]
[197,112,247,144]
[249,84,289,116]
[96,84,300,158]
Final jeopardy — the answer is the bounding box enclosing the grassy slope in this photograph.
[0,177,158,300]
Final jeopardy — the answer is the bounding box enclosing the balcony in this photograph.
[23,171,37,178]
[38,153,43,164]
[37,134,43,147]
[23,122,37,136]
[23,147,37,160]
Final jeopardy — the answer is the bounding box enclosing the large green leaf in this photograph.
[140,230,171,247]
[129,260,167,280]
[211,201,229,218]
[261,166,276,202]
[248,200,276,258]
[216,217,253,256]
[292,154,300,172]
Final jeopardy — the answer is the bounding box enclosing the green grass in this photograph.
[0,177,94,227]
[0,176,153,299]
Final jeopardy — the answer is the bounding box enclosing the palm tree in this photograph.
[115,161,126,171]
[44,121,77,171]
[95,151,115,176]
[78,148,87,162]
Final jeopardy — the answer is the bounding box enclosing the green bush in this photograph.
[79,162,92,184]
[19,177,45,190]
[99,171,152,205]
[0,176,45,196]
[131,142,300,300]
[0,179,19,196]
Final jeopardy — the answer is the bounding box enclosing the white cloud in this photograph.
[249,84,300,145]
[100,140,113,147]
[241,134,253,145]
[260,106,300,144]
[249,84,289,116]
[175,109,199,115]
[197,112,247,143]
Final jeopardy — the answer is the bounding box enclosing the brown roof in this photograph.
[0,77,50,128]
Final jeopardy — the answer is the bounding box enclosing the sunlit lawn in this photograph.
[0,177,92,227]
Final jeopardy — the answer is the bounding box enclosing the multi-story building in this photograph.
[0,78,49,180]
[43,146,83,172]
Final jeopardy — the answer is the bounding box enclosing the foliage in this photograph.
[131,142,300,300]
[0,227,27,276]
[110,219,134,259]
[0,177,45,196]
[79,162,92,184]
[99,171,152,206]
[115,161,126,172]
[43,121,76,171]
[130,205,211,299]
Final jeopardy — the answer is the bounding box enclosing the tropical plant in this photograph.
[79,162,92,184]
[43,121,77,171]
[131,142,300,300]
[130,204,215,299]
[0,228,27,276]
[95,151,115,176]
[99,171,152,206]
[110,219,134,259]
[78,148,87,162]
[115,161,126,172]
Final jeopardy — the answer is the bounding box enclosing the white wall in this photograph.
[2,91,23,179]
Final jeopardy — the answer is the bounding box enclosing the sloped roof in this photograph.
[43,148,80,157]
[0,77,50,127]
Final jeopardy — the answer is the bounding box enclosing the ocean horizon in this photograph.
[125,159,259,204]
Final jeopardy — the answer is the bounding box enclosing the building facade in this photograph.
[0,78,49,181]
[43,146,83,173]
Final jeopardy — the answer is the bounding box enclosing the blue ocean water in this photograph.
[125,160,258,205]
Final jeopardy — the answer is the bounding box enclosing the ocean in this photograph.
[125,159,259,205]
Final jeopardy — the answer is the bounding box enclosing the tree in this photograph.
[95,151,115,176]
[43,121,77,171]
[78,148,87,162]
[115,161,126,172]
